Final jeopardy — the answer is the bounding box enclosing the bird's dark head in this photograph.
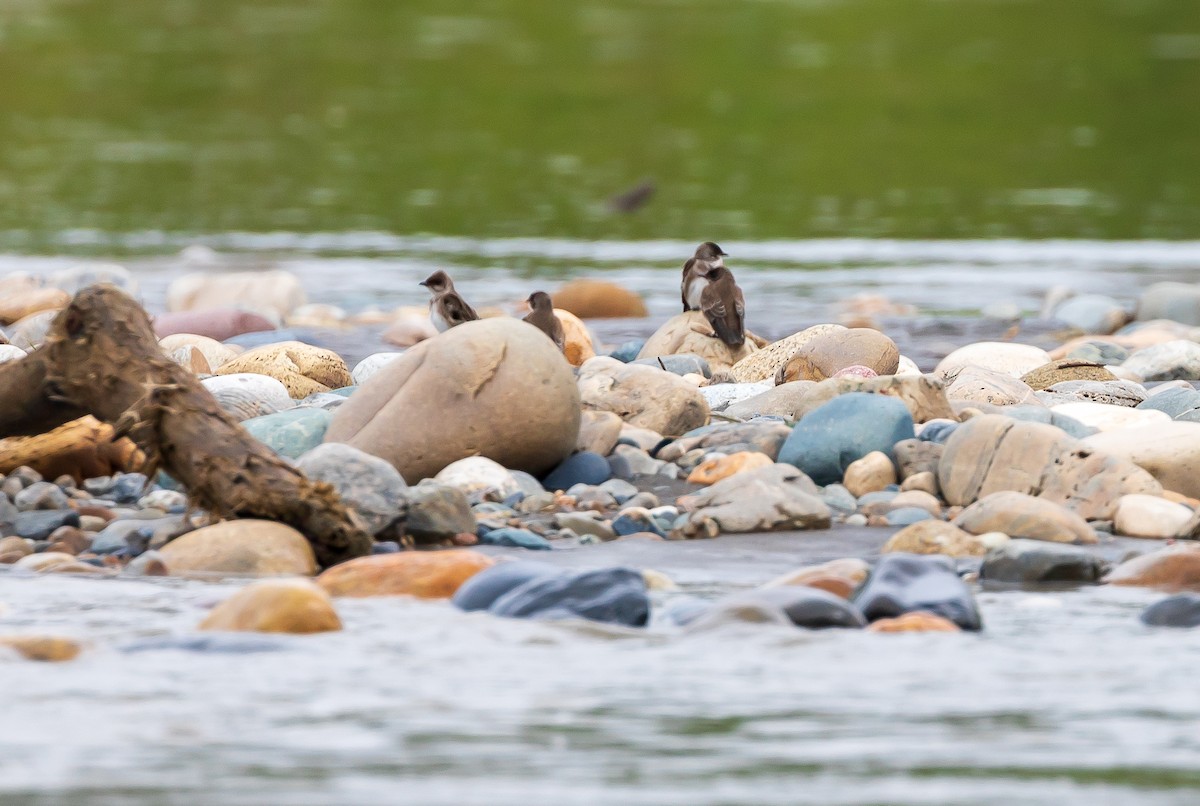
[695,241,728,261]
[527,291,553,310]
[420,270,451,293]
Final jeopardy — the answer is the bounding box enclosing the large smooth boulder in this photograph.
[577,356,709,437]
[852,554,982,631]
[636,312,757,373]
[676,464,831,535]
[316,550,494,598]
[152,309,276,341]
[216,341,352,399]
[168,270,306,318]
[325,318,580,481]
[159,520,317,576]
[774,328,899,383]
[936,342,1052,379]
[777,393,914,485]
[729,324,846,383]
[297,443,407,535]
[1084,421,1200,499]
[551,279,648,319]
[953,491,1097,544]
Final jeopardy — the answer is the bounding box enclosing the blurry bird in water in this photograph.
[681,241,728,312]
[609,179,656,213]
[420,270,478,332]
[522,291,565,351]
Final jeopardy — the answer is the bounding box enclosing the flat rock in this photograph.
[578,356,710,437]
[1021,360,1117,391]
[979,539,1108,584]
[953,491,1097,544]
[677,463,831,535]
[722,381,816,421]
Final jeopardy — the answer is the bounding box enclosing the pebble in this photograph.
[542,451,612,490]
[12,510,81,541]
[686,587,867,630]
[13,482,70,511]
[479,528,553,550]
[842,451,897,497]
[1140,594,1200,628]
[677,464,831,536]
[243,408,333,458]
[1113,494,1192,539]
[400,483,475,542]
[297,443,407,535]
[159,520,316,576]
[451,561,561,611]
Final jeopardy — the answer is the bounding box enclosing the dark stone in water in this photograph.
[686,587,867,630]
[1140,594,1200,628]
[488,567,650,627]
[371,541,401,554]
[12,510,81,541]
[853,553,983,631]
[980,539,1107,585]
[478,527,552,550]
[612,511,667,538]
[542,451,612,490]
[121,634,292,654]
[609,340,645,363]
[452,560,561,611]
[633,354,712,378]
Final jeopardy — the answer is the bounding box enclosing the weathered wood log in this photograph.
[0,416,143,482]
[0,286,372,567]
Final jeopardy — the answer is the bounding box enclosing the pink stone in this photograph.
[153,309,276,341]
[832,365,878,379]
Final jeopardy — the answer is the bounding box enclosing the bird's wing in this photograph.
[443,294,479,326]
[681,258,696,312]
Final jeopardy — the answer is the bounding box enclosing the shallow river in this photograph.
[3,237,1200,804]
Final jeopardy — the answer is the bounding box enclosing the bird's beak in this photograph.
[419,281,428,287]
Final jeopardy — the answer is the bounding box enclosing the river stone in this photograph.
[13,552,108,574]
[243,408,333,459]
[9,310,58,351]
[676,463,831,536]
[938,415,1161,519]
[1137,282,1200,326]
[216,341,352,398]
[202,373,296,421]
[936,342,1052,379]
[1138,387,1200,422]
[316,550,493,598]
[198,579,341,634]
[1122,341,1200,382]
[1049,402,1168,433]
[551,279,648,319]
[578,355,709,436]
[397,483,475,542]
[657,421,792,462]
[1106,544,1200,591]
[488,567,650,627]
[852,554,982,631]
[699,381,774,412]
[954,491,1097,544]
[168,270,305,319]
[0,287,69,326]
[729,324,846,383]
[153,308,276,341]
[1038,379,1148,408]
[1021,360,1117,391]
[12,510,81,541]
[1140,594,1200,628]
[778,393,915,485]
[635,312,756,373]
[1050,294,1127,335]
[687,587,867,630]
[1062,340,1130,365]
[0,634,83,662]
[945,367,1039,406]
[433,457,519,500]
[542,452,611,490]
[894,439,944,480]
[791,374,956,424]
[633,353,712,378]
[451,560,561,611]
[551,308,597,367]
[842,451,897,497]
[980,539,1107,584]
[576,410,623,456]
[764,557,870,593]
[326,318,580,481]
[0,344,26,365]
[1084,421,1200,498]
[159,333,238,370]
[479,527,552,550]
[381,312,437,348]
[721,381,815,421]
[13,481,69,511]
[351,352,404,386]
[296,443,407,535]
[774,328,899,384]
[159,520,317,576]
[686,451,774,485]
[882,521,996,558]
[866,612,962,632]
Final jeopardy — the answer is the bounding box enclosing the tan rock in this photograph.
[0,536,33,559]
[216,341,352,398]
[167,344,212,374]
[1084,421,1200,499]
[13,552,110,574]
[0,634,83,661]
[198,579,341,634]
[636,312,757,373]
[1021,359,1117,390]
[576,410,624,456]
[953,491,1097,544]
[285,303,347,328]
[0,287,70,326]
[945,367,1040,406]
[895,439,945,479]
[325,317,580,481]
[884,490,942,516]
[842,451,897,497]
[382,312,438,347]
[160,333,240,370]
[900,471,939,495]
[551,279,648,319]
[1050,402,1168,433]
[729,324,846,383]
[316,550,494,598]
[867,612,961,633]
[936,342,1052,379]
[577,356,709,436]
[763,558,870,589]
[721,381,816,421]
[686,451,773,485]
[159,520,317,576]
[793,374,956,423]
[168,270,305,318]
[1104,544,1200,591]
[1113,494,1193,538]
[882,520,994,557]
[550,309,597,367]
[775,328,900,384]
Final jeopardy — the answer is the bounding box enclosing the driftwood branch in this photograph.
[0,286,372,567]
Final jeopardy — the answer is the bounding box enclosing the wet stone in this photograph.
[979,539,1108,585]
[1140,594,1200,628]
[488,567,650,627]
[107,473,150,505]
[542,451,612,490]
[399,483,474,543]
[778,393,915,486]
[852,554,982,631]
[13,482,70,512]
[297,443,407,536]
[686,587,867,630]
[12,510,81,541]
[452,561,561,611]
[479,527,552,550]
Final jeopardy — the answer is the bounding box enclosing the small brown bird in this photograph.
[699,265,745,348]
[420,270,478,332]
[522,291,565,351]
[681,241,728,312]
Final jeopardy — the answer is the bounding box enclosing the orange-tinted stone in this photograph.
[315,549,494,598]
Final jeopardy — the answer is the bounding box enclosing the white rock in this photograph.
[167,270,305,319]
[352,352,405,386]
[1050,401,1170,433]
[936,342,1052,379]
[896,356,921,376]
[699,381,773,412]
[0,344,27,364]
[1122,340,1200,382]
[1084,421,1200,499]
[434,456,520,498]
[945,367,1040,406]
[202,373,295,420]
[1114,493,1193,539]
[51,262,138,296]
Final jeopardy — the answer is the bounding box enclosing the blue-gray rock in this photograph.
[399,483,475,542]
[452,561,561,611]
[1065,341,1129,365]
[979,539,1107,585]
[0,495,17,531]
[371,541,402,554]
[1051,294,1127,335]
[510,471,546,497]
[633,354,712,378]
[296,442,407,535]
[12,510,81,541]
[918,421,959,444]
[820,484,858,515]
[593,478,635,504]
[1138,387,1200,422]
[1123,341,1200,382]
[685,587,867,630]
[542,451,611,490]
[121,634,292,654]
[92,516,192,556]
[853,554,982,631]
[13,481,70,512]
[1140,594,1200,628]
[778,393,915,485]
[107,472,150,504]
[612,510,668,538]
[478,527,552,550]
[609,340,645,363]
[329,386,357,398]
[244,408,334,459]
[885,507,934,526]
[1137,282,1200,326]
[82,476,114,496]
[607,446,665,479]
[488,567,650,627]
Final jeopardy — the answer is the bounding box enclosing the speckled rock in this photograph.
[297,443,408,535]
[216,341,352,399]
[1021,360,1117,391]
[202,373,296,421]
[1037,379,1148,408]
[636,312,756,374]
[882,521,997,557]
[945,367,1039,406]
[729,324,846,383]
[774,328,899,384]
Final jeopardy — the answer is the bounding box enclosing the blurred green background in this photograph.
[0,0,1197,248]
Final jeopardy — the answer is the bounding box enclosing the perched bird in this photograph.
[699,265,746,348]
[420,270,478,332]
[681,241,729,312]
[522,291,565,351]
